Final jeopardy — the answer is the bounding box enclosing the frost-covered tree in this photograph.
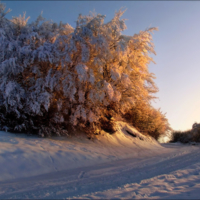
[55,10,158,135]
[0,3,73,136]
[0,2,166,138]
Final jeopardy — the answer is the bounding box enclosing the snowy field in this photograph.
[0,122,200,199]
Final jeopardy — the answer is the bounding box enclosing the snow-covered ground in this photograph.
[0,122,200,199]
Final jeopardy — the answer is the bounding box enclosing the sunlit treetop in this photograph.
[0,2,164,137]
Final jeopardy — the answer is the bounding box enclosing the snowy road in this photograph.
[0,143,200,199]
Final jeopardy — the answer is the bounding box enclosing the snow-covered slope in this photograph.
[0,122,200,199]
[0,121,162,182]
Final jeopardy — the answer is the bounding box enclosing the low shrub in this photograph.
[170,123,200,143]
[123,101,171,140]
[170,130,192,143]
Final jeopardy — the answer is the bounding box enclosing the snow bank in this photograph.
[0,121,165,182]
[74,143,200,199]
[1,123,200,199]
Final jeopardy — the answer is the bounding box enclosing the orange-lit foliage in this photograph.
[124,101,171,140]
[0,2,171,139]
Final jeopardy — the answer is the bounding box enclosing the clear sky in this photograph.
[3,1,200,131]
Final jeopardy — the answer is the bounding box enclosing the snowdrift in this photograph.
[0,121,166,182]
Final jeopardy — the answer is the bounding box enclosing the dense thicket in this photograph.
[170,123,200,143]
[0,3,170,138]
[124,101,171,140]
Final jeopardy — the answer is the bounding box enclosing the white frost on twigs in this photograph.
[104,80,114,100]
[75,64,88,82]
[88,110,97,123]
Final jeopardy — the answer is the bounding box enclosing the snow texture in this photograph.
[0,122,199,199]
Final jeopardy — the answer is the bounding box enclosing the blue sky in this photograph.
[3,1,200,131]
